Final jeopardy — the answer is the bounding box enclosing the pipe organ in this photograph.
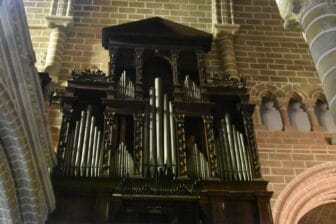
[58,105,103,177]
[51,17,273,224]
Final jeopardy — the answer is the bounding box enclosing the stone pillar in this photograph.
[304,99,321,131]
[250,98,263,126]
[277,0,336,119]
[45,0,73,85]
[44,26,67,84]
[277,98,292,131]
[214,24,240,79]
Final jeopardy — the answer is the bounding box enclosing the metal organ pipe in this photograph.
[169,102,177,175]
[118,70,135,98]
[74,111,86,176]
[224,113,238,180]
[155,78,163,167]
[80,106,92,176]
[187,143,209,180]
[216,113,252,181]
[183,75,201,101]
[149,87,156,174]
[163,94,171,166]
[58,105,103,177]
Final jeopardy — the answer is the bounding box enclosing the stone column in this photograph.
[44,25,68,84]
[45,0,73,85]
[277,0,336,119]
[250,98,263,126]
[277,98,292,131]
[304,99,321,131]
[212,0,240,80]
[214,24,240,79]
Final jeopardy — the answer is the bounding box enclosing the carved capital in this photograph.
[303,98,317,110]
[277,97,290,109]
[46,15,73,32]
[213,23,240,37]
[276,0,328,29]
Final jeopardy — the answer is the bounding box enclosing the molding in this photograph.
[46,15,73,31]
[212,23,240,37]
[29,25,48,30]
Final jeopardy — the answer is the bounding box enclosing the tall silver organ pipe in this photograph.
[112,142,134,178]
[80,106,92,176]
[216,113,253,181]
[169,102,177,175]
[187,143,209,180]
[155,77,163,167]
[59,105,103,177]
[163,94,171,166]
[183,75,201,101]
[149,87,156,173]
[74,110,86,176]
[118,70,135,98]
[144,77,177,176]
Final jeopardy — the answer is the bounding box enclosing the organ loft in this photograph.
[50,17,273,223]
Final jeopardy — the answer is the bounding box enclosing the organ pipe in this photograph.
[149,87,156,174]
[187,143,209,180]
[155,78,163,167]
[163,94,171,166]
[118,70,135,99]
[58,106,104,177]
[169,102,177,175]
[183,75,201,101]
[57,79,255,182]
[216,113,253,181]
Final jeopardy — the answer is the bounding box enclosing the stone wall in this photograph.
[22,0,336,223]
[0,0,56,222]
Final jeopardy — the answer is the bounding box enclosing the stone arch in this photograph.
[249,83,284,99]
[280,85,309,101]
[0,83,44,223]
[310,88,326,102]
[273,162,336,224]
[0,142,21,224]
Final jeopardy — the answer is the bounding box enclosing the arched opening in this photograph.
[298,202,336,224]
[273,162,336,224]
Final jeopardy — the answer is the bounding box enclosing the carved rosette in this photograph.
[241,104,261,179]
[102,109,116,176]
[57,103,73,164]
[202,115,218,178]
[174,113,187,177]
[134,113,145,176]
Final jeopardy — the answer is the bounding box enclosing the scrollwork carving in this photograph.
[202,115,218,178]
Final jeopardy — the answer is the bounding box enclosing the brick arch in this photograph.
[310,88,327,102]
[280,85,309,101]
[249,83,284,98]
[273,162,336,224]
[0,142,21,224]
[0,84,44,223]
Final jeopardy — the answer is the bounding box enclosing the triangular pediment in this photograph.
[102,17,212,51]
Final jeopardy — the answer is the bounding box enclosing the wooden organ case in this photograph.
[49,18,273,224]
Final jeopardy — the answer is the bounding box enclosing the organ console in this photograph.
[51,17,273,224]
